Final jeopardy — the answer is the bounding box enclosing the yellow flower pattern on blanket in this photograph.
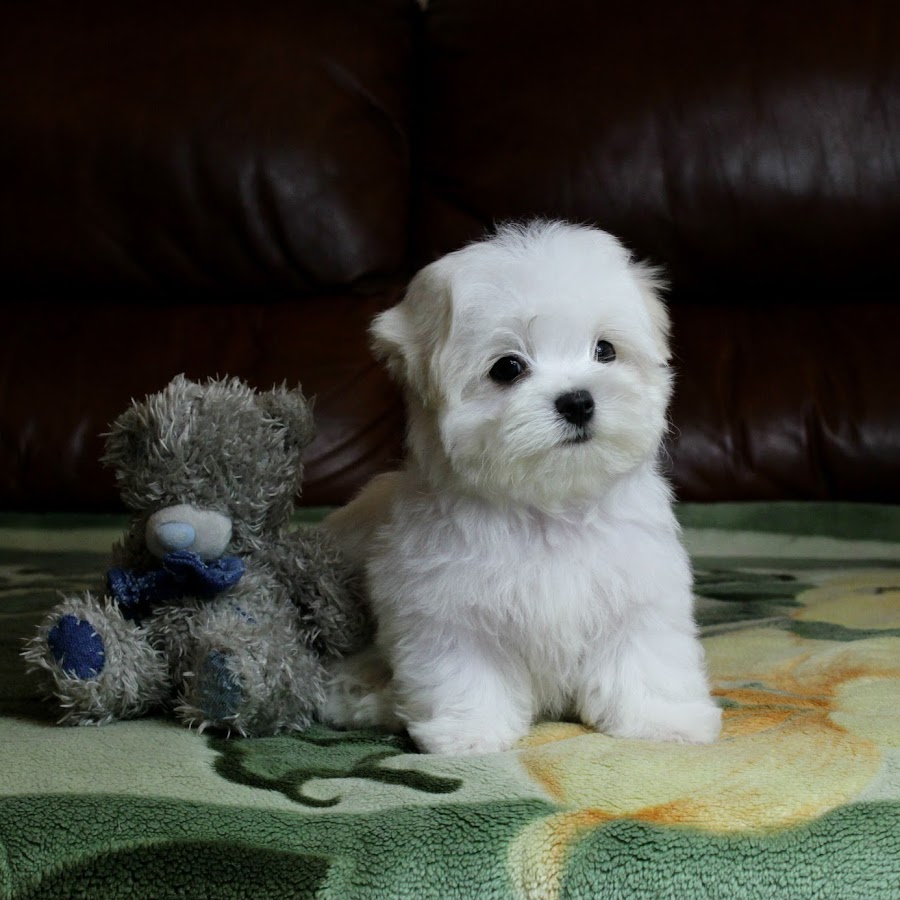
[511,570,900,891]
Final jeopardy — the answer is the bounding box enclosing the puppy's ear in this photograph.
[370,263,453,404]
[369,306,413,381]
[631,262,672,363]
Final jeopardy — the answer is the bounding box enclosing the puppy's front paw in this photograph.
[408,718,522,755]
[605,698,722,745]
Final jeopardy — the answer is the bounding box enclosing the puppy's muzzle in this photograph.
[555,389,595,429]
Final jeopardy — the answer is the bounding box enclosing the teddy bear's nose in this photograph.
[154,521,196,552]
[145,504,233,561]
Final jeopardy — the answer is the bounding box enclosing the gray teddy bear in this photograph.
[23,374,371,736]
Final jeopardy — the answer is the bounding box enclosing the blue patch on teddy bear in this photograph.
[47,615,106,678]
[198,651,243,720]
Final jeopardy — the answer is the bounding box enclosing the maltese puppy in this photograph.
[324,220,721,755]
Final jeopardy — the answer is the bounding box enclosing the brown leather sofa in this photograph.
[3,0,898,512]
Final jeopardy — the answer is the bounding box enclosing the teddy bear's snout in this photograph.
[145,504,233,562]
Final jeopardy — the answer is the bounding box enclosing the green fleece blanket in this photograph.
[2,504,899,899]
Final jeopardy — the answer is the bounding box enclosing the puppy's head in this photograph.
[372,220,673,509]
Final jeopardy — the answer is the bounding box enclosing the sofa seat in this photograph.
[3,503,898,898]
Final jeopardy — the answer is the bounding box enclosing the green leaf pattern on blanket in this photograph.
[693,568,809,629]
[209,725,463,807]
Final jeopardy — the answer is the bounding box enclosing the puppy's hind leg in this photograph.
[322,472,400,570]
[321,646,404,732]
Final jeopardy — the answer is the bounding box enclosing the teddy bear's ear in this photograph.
[101,374,204,472]
[101,401,147,473]
[260,384,317,452]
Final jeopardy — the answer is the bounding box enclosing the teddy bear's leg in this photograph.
[22,591,170,725]
[173,598,326,736]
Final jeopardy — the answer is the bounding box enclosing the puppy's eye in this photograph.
[594,340,616,363]
[488,355,528,383]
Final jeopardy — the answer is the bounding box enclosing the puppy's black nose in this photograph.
[555,389,595,427]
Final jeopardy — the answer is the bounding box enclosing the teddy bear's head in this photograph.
[103,374,316,559]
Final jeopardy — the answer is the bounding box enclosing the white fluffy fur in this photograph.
[324,220,721,754]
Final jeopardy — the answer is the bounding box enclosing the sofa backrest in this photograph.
[0,0,416,509]
[417,0,900,502]
[1,0,898,509]
[4,0,415,299]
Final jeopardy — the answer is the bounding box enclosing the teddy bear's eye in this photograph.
[489,355,528,383]
[594,340,616,363]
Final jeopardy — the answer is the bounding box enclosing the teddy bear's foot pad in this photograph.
[47,615,105,679]
[197,651,243,722]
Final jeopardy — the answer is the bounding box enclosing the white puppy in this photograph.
[324,220,721,755]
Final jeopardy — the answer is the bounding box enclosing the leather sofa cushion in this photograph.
[0,292,404,510]
[669,301,900,502]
